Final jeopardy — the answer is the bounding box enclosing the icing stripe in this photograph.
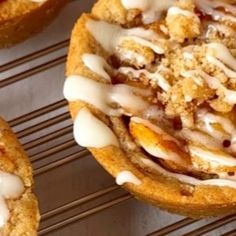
[142,158,236,189]
[73,108,119,148]
[116,171,142,185]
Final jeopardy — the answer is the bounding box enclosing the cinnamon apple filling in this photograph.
[64,0,236,188]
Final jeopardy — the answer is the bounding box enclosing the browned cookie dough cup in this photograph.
[0,118,39,235]
[64,0,236,218]
[0,0,68,47]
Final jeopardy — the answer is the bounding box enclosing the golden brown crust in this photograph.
[0,0,68,47]
[0,117,39,235]
[66,2,236,218]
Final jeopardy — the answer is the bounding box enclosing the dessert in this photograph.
[64,0,236,217]
[0,0,68,47]
[0,117,39,235]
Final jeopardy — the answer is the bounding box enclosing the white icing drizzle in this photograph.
[86,20,121,52]
[182,70,236,105]
[179,129,221,150]
[196,0,236,15]
[203,72,236,105]
[158,64,172,74]
[184,95,192,102]
[119,50,148,66]
[207,43,236,72]
[86,20,164,54]
[219,172,236,181]
[73,108,119,148]
[121,0,177,24]
[120,36,164,54]
[142,144,184,164]
[197,118,229,141]
[0,197,9,228]
[167,6,200,22]
[205,44,236,97]
[189,145,236,167]
[118,67,171,91]
[197,109,236,152]
[64,75,151,116]
[182,70,236,152]
[142,158,236,189]
[196,0,236,23]
[0,171,24,227]
[197,110,236,138]
[222,88,236,105]
[206,55,236,79]
[64,75,112,113]
[206,22,235,38]
[109,84,151,114]
[160,25,169,35]
[142,106,166,121]
[183,52,194,60]
[116,171,142,185]
[82,54,112,81]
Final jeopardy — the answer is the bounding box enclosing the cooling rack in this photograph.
[0,1,236,235]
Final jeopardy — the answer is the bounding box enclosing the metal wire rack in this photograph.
[1,1,236,235]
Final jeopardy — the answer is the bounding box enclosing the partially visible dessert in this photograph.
[65,0,236,217]
[0,118,39,235]
[0,0,68,47]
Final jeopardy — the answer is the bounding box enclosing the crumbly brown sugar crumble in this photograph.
[115,1,236,128]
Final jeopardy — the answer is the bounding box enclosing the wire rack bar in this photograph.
[38,194,132,235]
[34,149,90,176]
[0,55,66,88]
[23,125,73,150]
[147,218,198,236]
[30,139,76,162]
[16,112,70,139]
[183,214,236,236]
[0,39,69,73]
[222,229,236,236]
[9,99,67,127]
[41,185,119,221]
